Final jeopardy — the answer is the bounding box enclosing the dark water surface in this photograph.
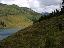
[0,28,21,40]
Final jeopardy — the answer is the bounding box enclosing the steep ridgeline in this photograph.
[0,3,42,28]
[0,15,64,48]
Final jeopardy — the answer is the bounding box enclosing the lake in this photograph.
[0,28,21,40]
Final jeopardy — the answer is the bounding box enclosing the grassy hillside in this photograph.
[0,15,64,48]
[0,15,33,28]
[0,3,41,28]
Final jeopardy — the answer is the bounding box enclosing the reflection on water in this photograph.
[0,28,21,40]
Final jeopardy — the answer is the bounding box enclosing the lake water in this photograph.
[0,28,21,40]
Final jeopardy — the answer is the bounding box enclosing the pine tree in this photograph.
[61,0,64,14]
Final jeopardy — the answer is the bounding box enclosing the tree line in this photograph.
[38,0,64,22]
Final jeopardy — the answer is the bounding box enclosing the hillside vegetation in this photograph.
[0,15,33,28]
[0,3,41,28]
[0,14,64,48]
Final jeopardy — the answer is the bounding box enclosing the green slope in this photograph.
[0,3,41,28]
[0,15,33,28]
[0,15,64,48]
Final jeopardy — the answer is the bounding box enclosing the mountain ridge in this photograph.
[0,3,42,28]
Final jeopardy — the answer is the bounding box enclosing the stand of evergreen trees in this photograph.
[38,0,64,22]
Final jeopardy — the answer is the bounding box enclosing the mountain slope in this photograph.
[0,3,41,21]
[0,15,64,48]
[0,3,41,28]
[0,15,33,28]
